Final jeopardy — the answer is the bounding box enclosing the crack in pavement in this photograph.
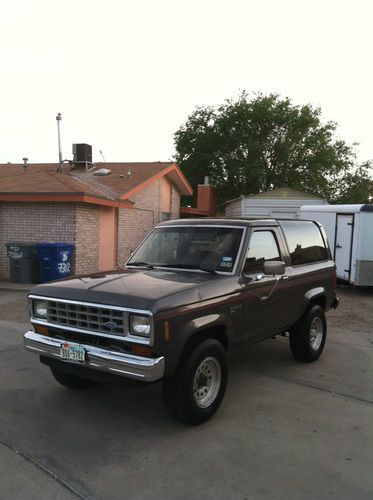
[0,437,89,500]
[264,375,373,405]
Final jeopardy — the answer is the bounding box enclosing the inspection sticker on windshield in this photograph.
[220,257,233,268]
[60,342,85,363]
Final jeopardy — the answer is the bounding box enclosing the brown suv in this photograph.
[24,219,339,424]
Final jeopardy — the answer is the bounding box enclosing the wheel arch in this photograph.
[183,324,229,354]
[303,287,327,313]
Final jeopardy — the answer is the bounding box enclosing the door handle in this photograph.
[280,275,289,281]
[336,244,342,248]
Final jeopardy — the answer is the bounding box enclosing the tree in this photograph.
[333,162,373,203]
[174,92,370,205]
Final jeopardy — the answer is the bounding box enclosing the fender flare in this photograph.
[167,313,230,374]
[302,287,326,313]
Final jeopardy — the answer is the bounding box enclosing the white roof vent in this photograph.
[94,168,112,176]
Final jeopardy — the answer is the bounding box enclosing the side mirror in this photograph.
[263,261,285,276]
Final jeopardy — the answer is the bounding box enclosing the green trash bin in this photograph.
[6,242,40,283]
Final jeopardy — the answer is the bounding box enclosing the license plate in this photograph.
[60,342,86,363]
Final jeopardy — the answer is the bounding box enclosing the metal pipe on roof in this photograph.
[22,157,28,174]
[56,113,63,172]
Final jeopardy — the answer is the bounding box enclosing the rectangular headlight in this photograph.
[33,299,48,319]
[129,315,151,337]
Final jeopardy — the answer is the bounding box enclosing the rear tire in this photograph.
[162,338,227,425]
[289,305,327,362]
[50,367,99,390]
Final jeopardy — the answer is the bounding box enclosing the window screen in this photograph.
[244,231,281,274]
[280,221,328,265]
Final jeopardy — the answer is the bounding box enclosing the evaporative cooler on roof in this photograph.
[72,143,92,163]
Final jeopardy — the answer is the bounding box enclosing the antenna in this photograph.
[99,149,106,162]
[56,113,63,172]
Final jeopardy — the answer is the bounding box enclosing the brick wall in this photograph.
[75,204,100,275]
[0,178,182,279]
[117,180,181,264]
[171,184,180,219]
[117,180,161,265]
[0,202,76,279]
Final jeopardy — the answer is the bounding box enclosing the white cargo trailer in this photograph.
[299,204,373,286]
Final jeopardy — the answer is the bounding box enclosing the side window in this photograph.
[244,231,281,274]
[280,221,328,265]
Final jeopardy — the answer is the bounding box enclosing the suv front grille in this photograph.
[48,327,132,352]
[47,300,126,336]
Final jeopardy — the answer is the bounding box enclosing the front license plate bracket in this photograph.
[60,342,86,363]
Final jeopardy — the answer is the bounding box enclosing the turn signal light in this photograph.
[34,324,49,335]
[131,345,152,358]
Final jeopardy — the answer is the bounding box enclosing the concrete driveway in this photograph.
[0,289,372,500]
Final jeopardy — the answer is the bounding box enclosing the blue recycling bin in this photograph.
[36,243,74,283]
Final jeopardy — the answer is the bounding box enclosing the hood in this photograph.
[29,269,220,312]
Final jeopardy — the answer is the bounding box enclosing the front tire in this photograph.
[50,367,99,390]
[289,305,327,362]
[162,338,227,425]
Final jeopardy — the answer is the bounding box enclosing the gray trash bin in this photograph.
[6,242,40,283]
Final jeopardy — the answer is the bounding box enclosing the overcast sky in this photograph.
[1,0,372,167]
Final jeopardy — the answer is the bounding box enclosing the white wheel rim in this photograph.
[193,356,222,408]
[310,317,323,351]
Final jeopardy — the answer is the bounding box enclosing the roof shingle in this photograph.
[0,161,193,205]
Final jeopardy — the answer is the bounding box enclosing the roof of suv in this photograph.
[159,218,280,227]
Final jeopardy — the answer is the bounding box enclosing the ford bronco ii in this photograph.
[25,219,339,424]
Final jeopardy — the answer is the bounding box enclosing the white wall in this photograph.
[357,213,373,260]
[225,199,243,217]
[225,197,326,219]
[300,210,337,251]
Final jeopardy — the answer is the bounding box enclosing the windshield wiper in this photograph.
[156,263,216,275]
[127,261,154,269]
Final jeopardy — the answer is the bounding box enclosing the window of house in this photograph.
[280,220,328,265]
[243,231,281,274]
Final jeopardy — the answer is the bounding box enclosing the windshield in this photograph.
[127,225,244,273]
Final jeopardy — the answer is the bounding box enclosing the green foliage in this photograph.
[333,162,373,203]
[174,92,372,205]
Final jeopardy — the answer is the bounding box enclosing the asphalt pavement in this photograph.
[0,303,373,499]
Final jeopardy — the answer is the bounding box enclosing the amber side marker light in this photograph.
[164,321,170,341]
[131,345,152,358]
[34,324,49,335]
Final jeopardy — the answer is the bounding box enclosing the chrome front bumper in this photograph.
[24,331,165,382]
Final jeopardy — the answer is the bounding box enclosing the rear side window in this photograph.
[280,221,328,265]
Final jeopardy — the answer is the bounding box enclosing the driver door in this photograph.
[241,228,290,343]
